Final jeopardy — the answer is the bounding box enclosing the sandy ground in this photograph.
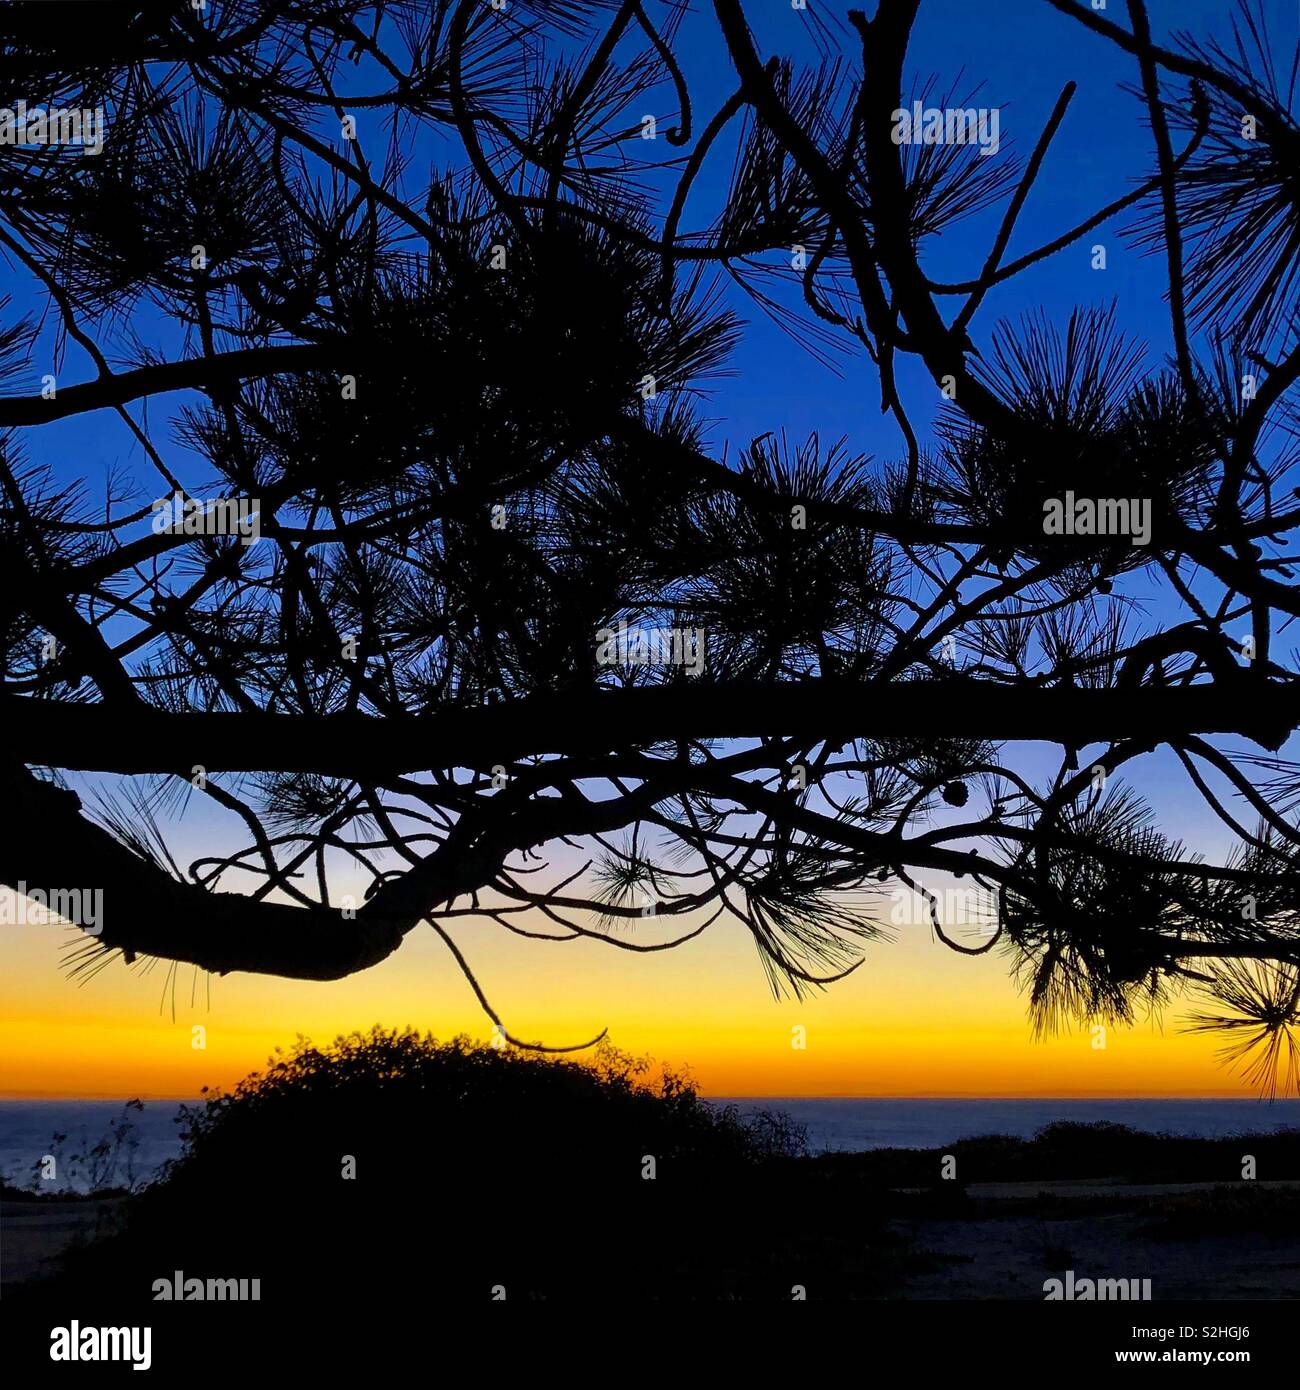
[1,1198,124,1288]
[893,1180,1300,1299]
[5,1183,1299,1299]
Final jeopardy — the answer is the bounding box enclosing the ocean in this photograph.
[0,1101,188,1194]
[3,1097,1299,1191]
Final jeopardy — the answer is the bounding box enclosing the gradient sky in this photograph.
[0,875,1264,1100]
[2,0,1296,1100]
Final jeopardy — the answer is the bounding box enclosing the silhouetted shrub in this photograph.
[37,1028,910,1302]
[816,1119,1300,1187]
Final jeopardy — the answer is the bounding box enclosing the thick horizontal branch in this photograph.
[6,679,1296,777]
[0,757,683,981]
[0,767,419,980]
[0,344,331,427]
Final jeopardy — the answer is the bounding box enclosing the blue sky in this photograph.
[9,0,1285,477]
[5,0,1300,1099]
[4,0,1296,856]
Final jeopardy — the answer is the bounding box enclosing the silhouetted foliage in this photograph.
[31,1027,930,1302]
[2,0,1300,1091]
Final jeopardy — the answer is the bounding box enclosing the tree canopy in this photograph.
[3,0,1300,1090]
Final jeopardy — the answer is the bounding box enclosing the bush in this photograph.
[38,1028,905,1302]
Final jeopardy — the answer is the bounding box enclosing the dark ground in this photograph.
[7,1125,1299,1301]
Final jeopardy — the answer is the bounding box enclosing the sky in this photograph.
[2,0,1297,1101]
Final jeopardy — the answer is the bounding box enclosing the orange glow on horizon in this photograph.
[0,904,1260,1102]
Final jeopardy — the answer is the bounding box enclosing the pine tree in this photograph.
[2,0,1298,1091]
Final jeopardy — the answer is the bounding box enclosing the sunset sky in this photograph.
[0,823,1260,1101]
[3,0,1293,1104]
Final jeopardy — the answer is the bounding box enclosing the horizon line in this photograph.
[0,1090,1286,1103]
